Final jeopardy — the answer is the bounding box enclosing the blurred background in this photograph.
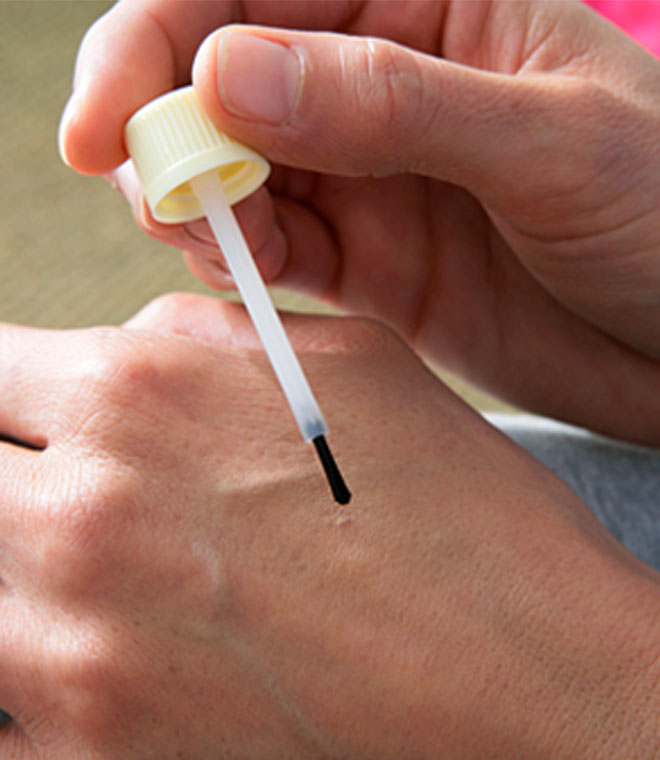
[0,0,509,411]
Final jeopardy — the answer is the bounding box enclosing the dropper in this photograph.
[124,86,350,504]
[191,170,350,504]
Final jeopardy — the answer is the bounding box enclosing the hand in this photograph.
[1,292,659,758]
[59,1,660,445]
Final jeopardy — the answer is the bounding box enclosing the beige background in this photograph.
[1,0,211,329]
[0,0,510,411]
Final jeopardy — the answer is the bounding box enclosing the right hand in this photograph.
[59,0,660,444]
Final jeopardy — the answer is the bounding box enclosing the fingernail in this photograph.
[58,91,81,167]
[217,32,302,124]
[138,194,167,233]
[113,159,142,207]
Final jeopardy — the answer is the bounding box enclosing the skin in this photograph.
[0,292,659,758]
[59,0,660,445]
[13,0,655,754]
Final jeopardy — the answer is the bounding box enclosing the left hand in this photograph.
[0,293,659,758]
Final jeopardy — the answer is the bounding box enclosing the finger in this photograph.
[58,0,363,176]
[191,14,628,204]
[106,160,222,258]
[108,158,286,276]
[192,24,522,182]
[183,189,354,313]
[181,185,286,278]
[182,207,288,289]
[59,0,231,174]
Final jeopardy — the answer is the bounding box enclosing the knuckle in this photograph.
[62,325,204,449]
[74,331,156,401]
[45,620,139,745]
[345,37,425,170]
[62,330,168,439]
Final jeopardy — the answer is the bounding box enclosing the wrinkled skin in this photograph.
[60,0,660,444]
[0,293,659,758]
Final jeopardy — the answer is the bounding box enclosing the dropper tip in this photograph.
[312,435,351,505]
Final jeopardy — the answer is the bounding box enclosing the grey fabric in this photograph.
[485,414,660,572]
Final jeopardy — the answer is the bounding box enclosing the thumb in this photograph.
[192,25,566,193]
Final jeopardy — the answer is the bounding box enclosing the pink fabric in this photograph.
[585,0,660,57]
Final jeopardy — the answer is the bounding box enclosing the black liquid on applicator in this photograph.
[312,435,351,505]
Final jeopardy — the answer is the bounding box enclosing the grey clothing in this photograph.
[486,414,660,572]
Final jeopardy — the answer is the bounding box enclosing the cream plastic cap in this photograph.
[125,86,270,223]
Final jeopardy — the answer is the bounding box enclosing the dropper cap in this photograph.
[125,86,270,223]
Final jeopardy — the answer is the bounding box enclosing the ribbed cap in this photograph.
[125,86,270,223]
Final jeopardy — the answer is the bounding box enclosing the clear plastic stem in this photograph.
[190,170,328,443]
